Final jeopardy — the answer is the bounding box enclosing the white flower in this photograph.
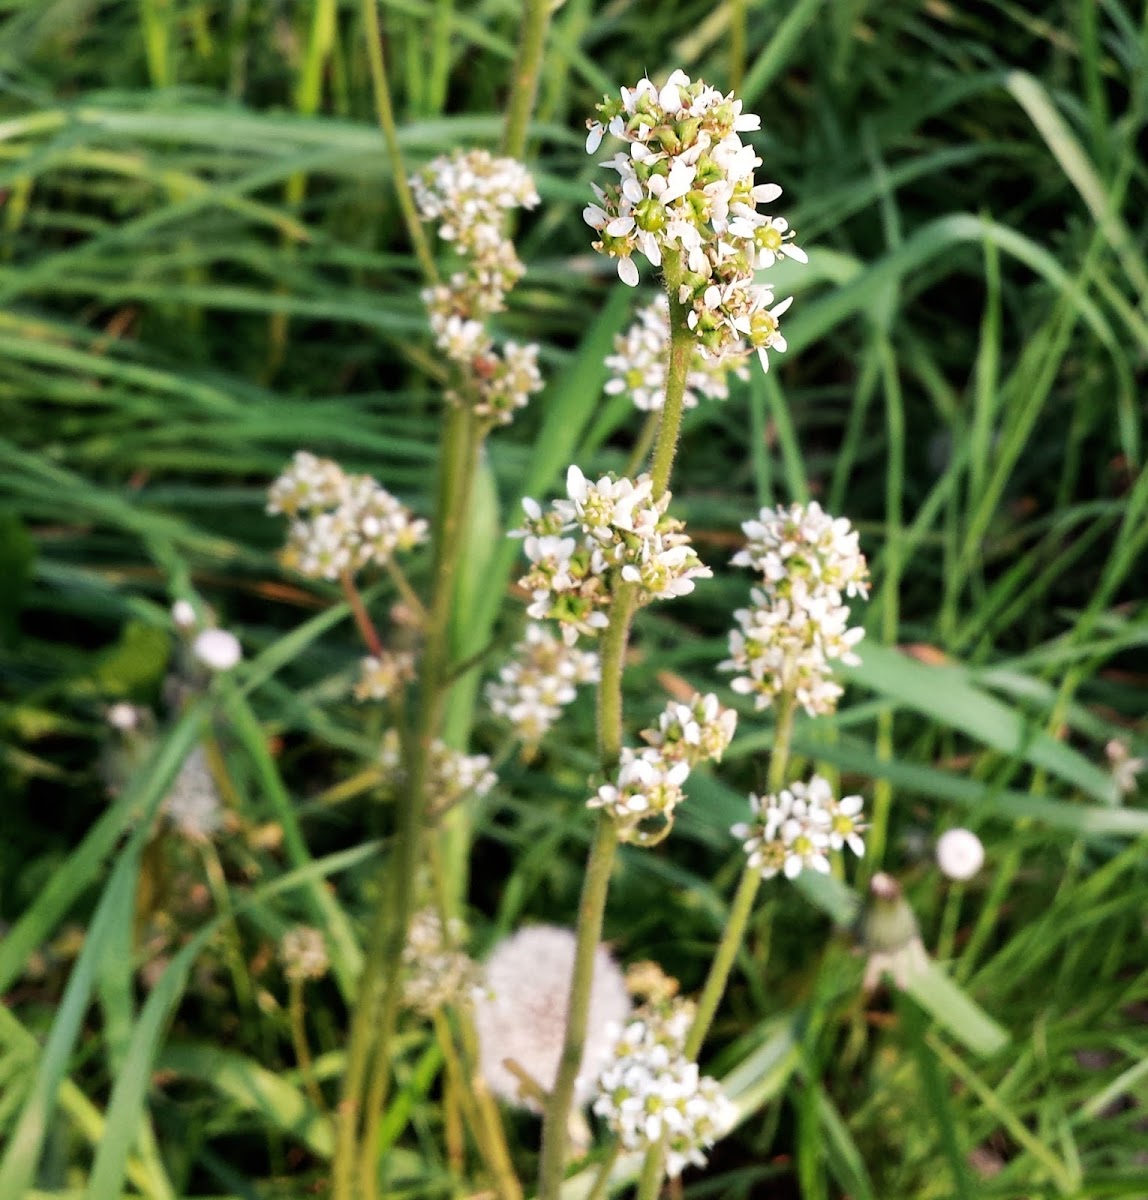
[402,908,480,1016]
[192,628,241,672]
[486,622,599,746]
[280,926,330,983]
[936,828,985,881]
[589,747,691,845]
[354,651,417,701]
[106,702,142,732]
[474,926,629,1110]
[592,1006,735,1177]
[642,693,737,766]
[380,730,496,816]
[584,70,804,369]
[1106,739,1145,797]
[733,775,865,880]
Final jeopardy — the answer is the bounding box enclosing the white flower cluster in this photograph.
[641,692,737,767]
[722,502,869,716]
[584,70,806,370]
[354,650,417,702]
[732,775,866,881]
[605,295,749,412]
[401,908,479,1016]
[163,745,223,842]
[593,997,735,1178]
[590,694,735,844]
[280,925,330,983]
[412,150,544,424]
[485,622,600,746]
[381,730,496,815]
[267,452,427,581]
[515,465,711,645]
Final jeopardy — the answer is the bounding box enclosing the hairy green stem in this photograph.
[501,0,553,161]
[289,977,326,1113]
[637,694,796,1199]
[331,409,478,1200]
[360,0,439,283]
[537,265,695,1198]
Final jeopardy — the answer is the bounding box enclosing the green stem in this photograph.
[585,1144,622,1200]
[501,0,553,161]
[649,257,692,497]
[638,695,797,1200]
[359,0,439,284]
[331,410,478,1200]
[289,976,326,1113]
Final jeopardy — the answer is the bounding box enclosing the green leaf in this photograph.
[0,510,34,647]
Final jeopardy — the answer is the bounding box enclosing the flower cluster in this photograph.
[722,502,869,716]
[732,775,866,881]
[593,997,735,1177]
[605,295,749,412]
[412,150,544,424]
[641,692,737,766]
[354,650,417,702]
[267,452,427,581]
[584,70,806,370]
[163,745,223,843]
[402,909,479,1016]
[473,925,630,1111]
[280,926,330,984]
[515,465,710,644]
[485,622,600,747]
[380,730,496,816]
[591,694,734,844]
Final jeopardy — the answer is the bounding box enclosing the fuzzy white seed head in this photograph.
[171,600,197,630]
[473,925,629,1111]
[163,746,223,842]
[280,926,330,983]
[936,828,985,881]
[192,628,242,672]
[106,702,142,732]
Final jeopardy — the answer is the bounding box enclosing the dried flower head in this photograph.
[733,775,866,880]
[605,295,748,411]
[268,452,427,582]
[473,925,630,1111]
[280,926,330,983]
[485,621,600,747]
[402,908,479,1016]
[163,746,223,842]
[584,69,805,371]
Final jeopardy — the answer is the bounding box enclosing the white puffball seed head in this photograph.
[172,599,197,629]
[936,828,985,881]
[193,629,242,672]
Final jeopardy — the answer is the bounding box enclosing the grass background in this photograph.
[1,0,1147,1197]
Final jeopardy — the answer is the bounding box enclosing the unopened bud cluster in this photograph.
[514,465,710,645]
[605,295,748,412]
[722,502,869,716]
[593,992,734,1177]
[412,150,544,424]
[381,730,496,815]
[485,622,599,747]
[163,745,223,843]
[267,452,427,581]
[584,70,805,371]
[590,694,736,845]
[401,908,479,1016]
[732,774,866,881]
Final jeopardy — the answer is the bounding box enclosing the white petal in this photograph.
[585,123,604,154]
[618,257,640,287]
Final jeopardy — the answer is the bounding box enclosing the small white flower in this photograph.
[354,651,417,702]
[642,693,737,766]
[192,628,241,672]
[1106,739,1145,797]
[936,828,985,881]
[589,747,692,845]
[106,702,142,732]
[280,926,330,983]
[402,908,480,1016]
